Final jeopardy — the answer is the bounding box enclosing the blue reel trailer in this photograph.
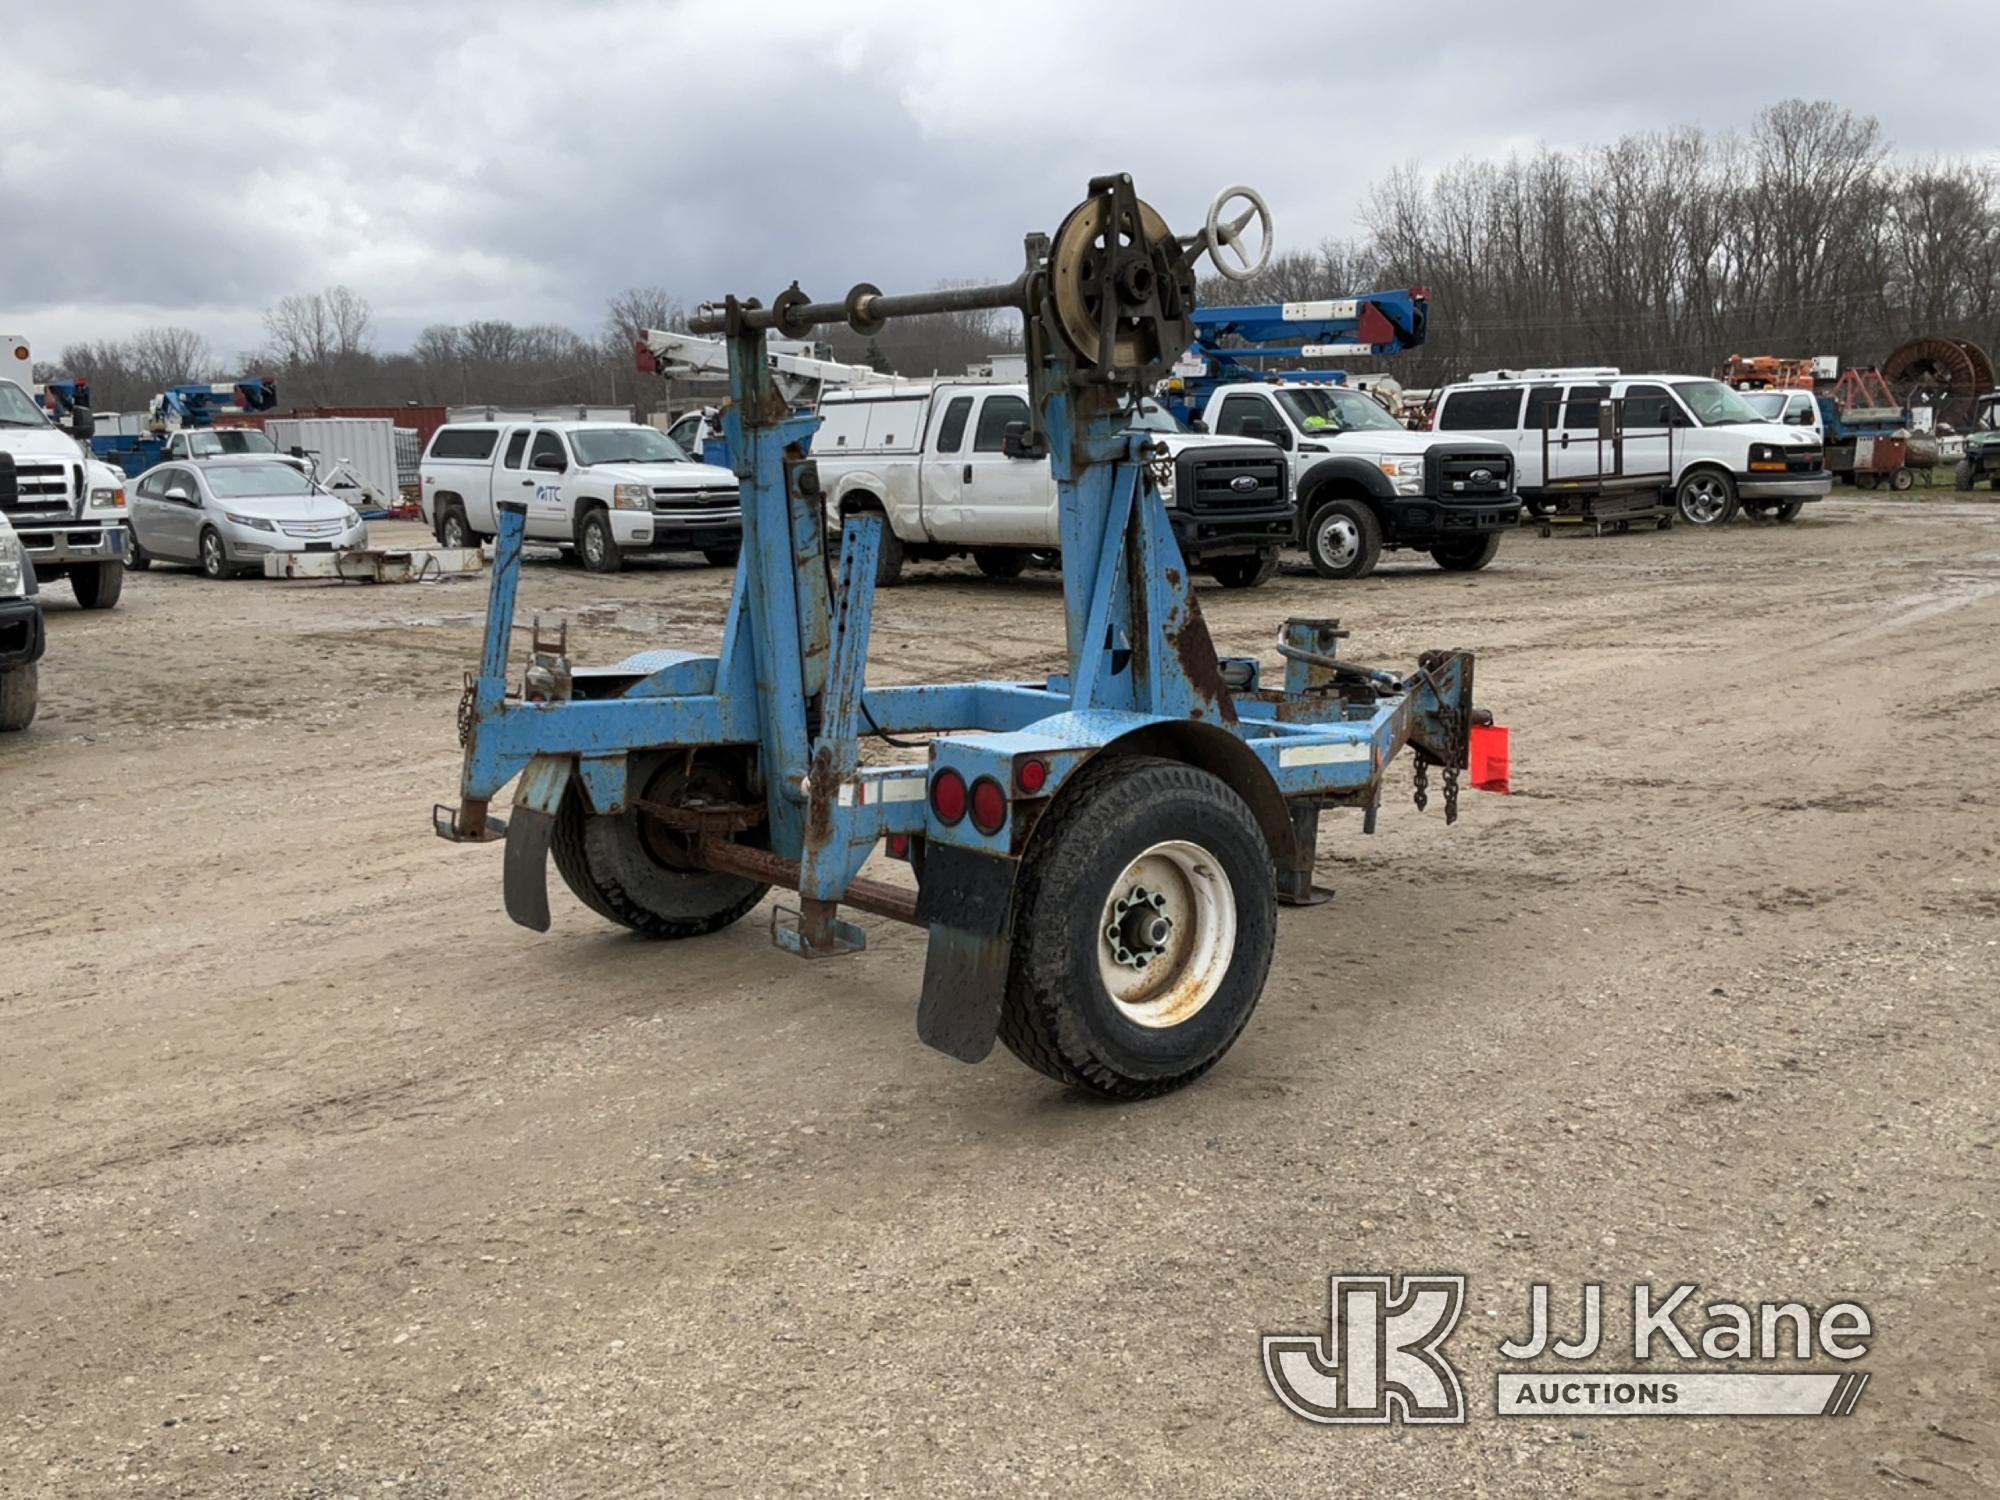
[436,176,1504,1098]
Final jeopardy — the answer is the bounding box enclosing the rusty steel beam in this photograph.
[694,838,920,927]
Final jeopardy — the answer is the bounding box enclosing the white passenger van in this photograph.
[1429,369,1830,525]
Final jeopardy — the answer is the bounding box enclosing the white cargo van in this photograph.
[1430,371,1830,525]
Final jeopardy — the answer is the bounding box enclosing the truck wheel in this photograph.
[701,547,740,568]
[973,547,1028,580]
[437,504,472,549]
[843,508,904,587]
[1773,501,1805,522]
[1305,498,1382,579]
[1206,550,1279,588]
[0,663,36,732]
[198,527,232,580]
[71,560,124,609]
[1674,469,1738,526]
[997,755,1276,1100]
[550,763,769,938]
[127,534,152,570]
[1955,460,1976,491]
[1429,534,1502,572]
[577,508,623,573]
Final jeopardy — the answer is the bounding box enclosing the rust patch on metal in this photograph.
[805,742,838,847]
[1164,567,1181,587]
[1166,597,1239,724]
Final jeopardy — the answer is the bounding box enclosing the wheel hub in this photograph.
[1095,841,1237,1028]
[1317,515,1359,566]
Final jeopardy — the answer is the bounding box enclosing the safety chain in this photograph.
[1411,755,1428,813]
[1142,440,1176,493]
[1410,706,1463,825]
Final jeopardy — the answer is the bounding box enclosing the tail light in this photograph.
[1016,757,1048,793]
[930,768,967,825]
[968,777,1008,835]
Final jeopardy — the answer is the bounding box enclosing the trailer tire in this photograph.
[1429,534,1502,572]
[1674,468,1738,526]
[1890,466,1915,491]
[577,507,623,573]
[1304,496,1382,579]
[550,770,768,940]
[1954,460,1975,491]
[997,755,1276,1100]
[0,663,36,733]
[973,547,1028,580]
[71,560,124,609]
[1206,549,1280,588]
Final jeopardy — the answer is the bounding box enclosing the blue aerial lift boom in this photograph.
[1164,288,1429,422]
[45,377,281,477]
[434,178,1507,1099]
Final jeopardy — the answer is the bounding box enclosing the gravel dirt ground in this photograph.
[3,500,1996,1498]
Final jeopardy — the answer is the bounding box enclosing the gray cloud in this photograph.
[8,0,1995,358]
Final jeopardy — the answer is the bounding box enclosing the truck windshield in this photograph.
[1739,392,1788,420]
[1121,399,1183,434]
[1276,387,1402,434]
[1672,379,1765,426]
[0,382,49,426]
[570,427,688,465]
[189,430,276,457]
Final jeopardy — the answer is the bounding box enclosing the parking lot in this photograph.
[4,498,1997,1497]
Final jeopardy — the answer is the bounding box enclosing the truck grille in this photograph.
[0,458,74,521]
[1428,447,1513,499]
[1179,452,1287,513]
[1786,448,1824,474]
[652,485,740,522]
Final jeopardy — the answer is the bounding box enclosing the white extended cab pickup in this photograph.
[811,383,1294,588]
[420,419,742,572]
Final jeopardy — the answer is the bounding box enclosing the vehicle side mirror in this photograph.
[70,406,95,440]
[532,453,566,473]
[1000,421,1047,460]
[1188,416,1209,434]
[1787,410,1811,425]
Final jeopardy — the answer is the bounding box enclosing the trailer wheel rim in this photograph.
[1681,475,1728,523]
[1095,840,1236,1028]
[1313,512,1360,568]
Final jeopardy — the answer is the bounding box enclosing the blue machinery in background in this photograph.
[437,178,1500,1098]
[42,378,280,477]
[1163,288,1430,422]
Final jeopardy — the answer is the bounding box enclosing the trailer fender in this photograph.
[503,754,574,932]
[1093,719,1298,869]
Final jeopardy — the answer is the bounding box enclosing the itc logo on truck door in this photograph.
[1263,1275,1467,1424]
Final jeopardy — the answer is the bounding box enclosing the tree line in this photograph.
[34,100,2000,413]
[1199,99,2000,388]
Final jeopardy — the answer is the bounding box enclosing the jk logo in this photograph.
[1263,1274,1467,1425]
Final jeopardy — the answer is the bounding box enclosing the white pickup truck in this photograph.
[1177,380,1521,578]
[419,419,742,572]
[810,383,1294,587]
[0,366,129,609]
[0,512,42,730]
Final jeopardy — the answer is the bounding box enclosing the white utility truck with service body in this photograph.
[420,420,743,572]
[811,383,1294,587]
[2,335,129,609]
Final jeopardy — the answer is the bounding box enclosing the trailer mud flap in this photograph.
[503,755,573,933]
[913,843,1019,1064]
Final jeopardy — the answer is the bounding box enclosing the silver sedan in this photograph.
[127,459,367,579]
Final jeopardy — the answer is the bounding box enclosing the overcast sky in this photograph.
[7,1,1994,363]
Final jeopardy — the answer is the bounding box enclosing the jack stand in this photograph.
[773,900,867,958]
[1276,803,1335,906]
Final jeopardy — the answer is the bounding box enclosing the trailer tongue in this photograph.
[436,176,1508,1098]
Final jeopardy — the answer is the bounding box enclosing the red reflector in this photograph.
[1017,758,1048,793]
[930,769,967,824]
[1469,723,1511,794]
[969,776,1007,835]
[886,833,910,858]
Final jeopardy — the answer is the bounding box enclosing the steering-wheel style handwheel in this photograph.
[1203,186,1274,282]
